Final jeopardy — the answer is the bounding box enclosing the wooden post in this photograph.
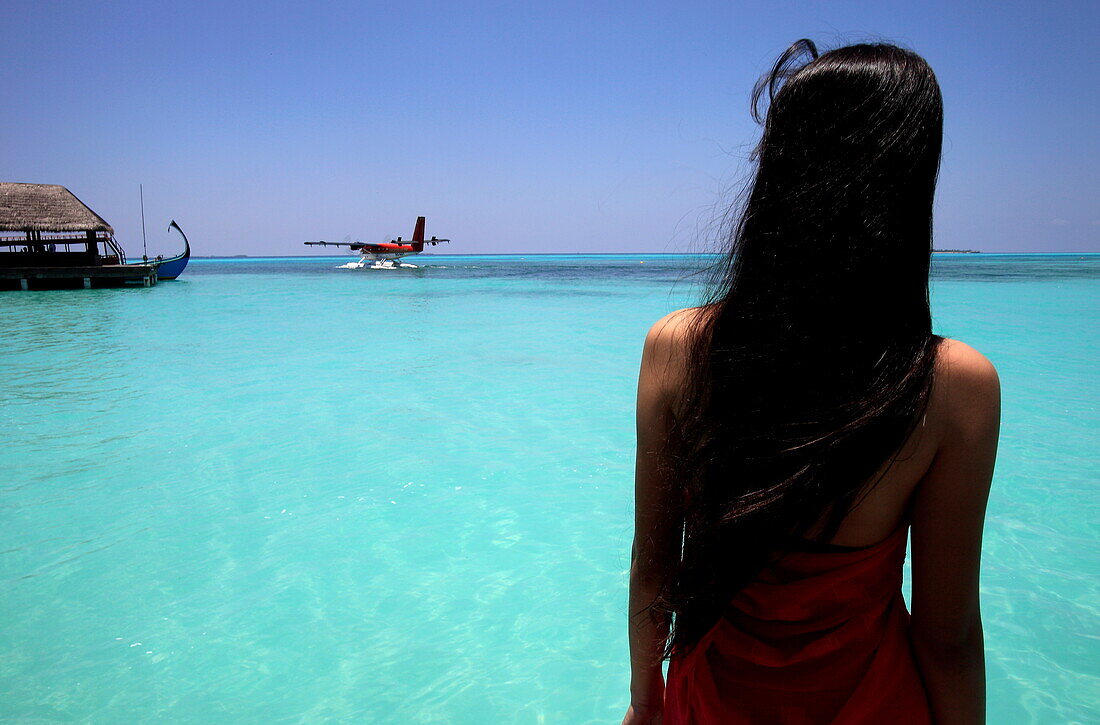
[20,278,29,291]
[86,230,99,266]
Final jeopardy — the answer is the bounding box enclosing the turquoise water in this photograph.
[1,254,1096,723]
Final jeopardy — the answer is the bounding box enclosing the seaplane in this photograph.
[303,216,449,269]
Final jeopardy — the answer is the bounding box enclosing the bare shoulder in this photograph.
[644,307,707,348]
[935,338,999,385]
[641,307,708,376]
[930,338,1001,433]
[638,307,709,412]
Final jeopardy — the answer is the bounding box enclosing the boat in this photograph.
[152,220,191,280]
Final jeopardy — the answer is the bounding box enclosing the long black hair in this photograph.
[656,40,944,658]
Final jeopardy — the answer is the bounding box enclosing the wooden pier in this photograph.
[1,182,163,292]
[0,264,158,291]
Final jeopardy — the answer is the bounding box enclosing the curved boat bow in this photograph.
[155,220,191,280]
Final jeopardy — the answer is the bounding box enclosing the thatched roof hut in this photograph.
[0,183,114,234]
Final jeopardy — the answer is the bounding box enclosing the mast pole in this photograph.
[140,184,148,262]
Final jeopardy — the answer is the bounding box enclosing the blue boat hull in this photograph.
[156,253,189,280]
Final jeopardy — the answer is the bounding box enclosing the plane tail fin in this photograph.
[410,216,426,252]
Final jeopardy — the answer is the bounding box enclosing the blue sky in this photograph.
[2,1,1097,255]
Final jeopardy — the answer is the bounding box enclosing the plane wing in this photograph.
[306,241,416,249]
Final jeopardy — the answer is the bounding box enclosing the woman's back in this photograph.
[644,309,999,724]
[652,309,995,550]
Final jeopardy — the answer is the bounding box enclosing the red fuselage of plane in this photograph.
[348,242,420,254]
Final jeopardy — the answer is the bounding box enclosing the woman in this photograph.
[624,40,999,724]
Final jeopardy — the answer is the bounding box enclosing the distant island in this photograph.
[933,249,981,253]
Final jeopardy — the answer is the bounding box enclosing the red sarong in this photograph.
[664,524,930,724]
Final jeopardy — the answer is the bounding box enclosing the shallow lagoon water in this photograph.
[1,254,1097,723]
